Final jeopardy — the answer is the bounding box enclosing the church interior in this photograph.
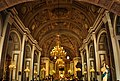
[0,0,120,81]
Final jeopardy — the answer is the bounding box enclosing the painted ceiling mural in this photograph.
[0,0,120,59]
[15,0,100,59]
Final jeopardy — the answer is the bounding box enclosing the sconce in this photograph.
[34,70,38,75]
[24,67,30,73]
[24,66,30,81]
[68,69,71,73]
[9,61,16,69]
[51,70,55,75]
[76,68,81,71]
[90,67,95,73]
[83,71,87,74]
[9,61,16,81]
[34,70,38,80]
[41,67,46,71]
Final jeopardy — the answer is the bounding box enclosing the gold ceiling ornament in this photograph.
[50,34,66,59]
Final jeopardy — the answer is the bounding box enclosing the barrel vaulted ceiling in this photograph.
[1,0,120,59]
[14,0,100,59]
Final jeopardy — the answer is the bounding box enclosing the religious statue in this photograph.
[101,61,110,81]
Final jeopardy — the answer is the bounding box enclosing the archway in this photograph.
[22,44,31,81]
[0,0,120,16]
[3,30,21,81]
[88,42,96,81]
[97,30,113,81]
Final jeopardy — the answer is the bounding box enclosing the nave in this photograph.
[0,0,120,81]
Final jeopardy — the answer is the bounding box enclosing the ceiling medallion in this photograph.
[52,7,68,17]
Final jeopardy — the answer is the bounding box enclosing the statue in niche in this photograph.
[101,61,110,81]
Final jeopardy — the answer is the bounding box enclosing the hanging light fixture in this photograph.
[50,34,66,59]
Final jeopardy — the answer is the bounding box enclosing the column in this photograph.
[41,57,50,77]
[37,51,41,80]
[50,61,54,75]
[80,51,84,76]
[25,58,31,81]
[73,57,80,77]
[30,44,35,81]
[45,57,49,76]
[85,43,90,81]
[18,33,27,81]
[34,63,38,80]
[0,13,10,79]
[92,32,100,80]
[105,12,120,80]
[12,51,21,81]
[70,61,74,75]
[12,54,18,81]
[0,12,10,61]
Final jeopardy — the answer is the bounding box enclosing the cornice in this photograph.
[9,8,42,51]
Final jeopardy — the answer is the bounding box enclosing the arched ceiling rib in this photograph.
[0,0,120,16]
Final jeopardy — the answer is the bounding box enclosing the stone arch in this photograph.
[97,28,107,51]
[97,29,108,53]
[89,43,94,59]
[96,28,111,80]
[4,29,21,81]
[114,15,120,35]
[0,14,3,36]
[88,42,96,80]
[9,29,21,50]
[0,0,34,12]
[113,15,117,35]
[8,29,21,56]
[0,0,120,16]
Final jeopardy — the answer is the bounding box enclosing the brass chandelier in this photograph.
[50,35,66,59]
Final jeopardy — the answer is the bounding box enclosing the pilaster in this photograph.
[41,57,50,76]
[30,44,35,81]
[37,51,41,80]
[73,57,80,77]
[80,51,84,75]
[105,11,120,80]
[18,33,27,81]
[85,43,90,81]
[92,32,100,80]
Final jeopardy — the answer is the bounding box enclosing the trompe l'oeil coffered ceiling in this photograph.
[1,0,120,59]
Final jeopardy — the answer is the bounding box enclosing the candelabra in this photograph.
[24,66,30,81]
[9,61,16,81]
[90,67,95,81]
